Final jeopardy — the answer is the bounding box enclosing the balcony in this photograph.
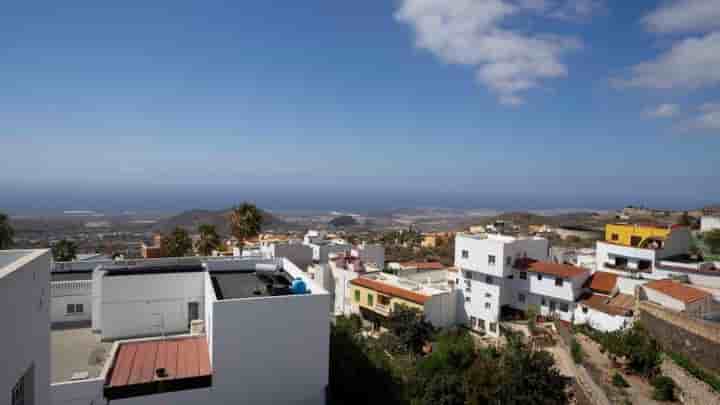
[604,262,651,274]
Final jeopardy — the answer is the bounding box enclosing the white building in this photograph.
[1,249,52,405]
[351,243,385,269]
[259,241,314,269]
[573,272,634,332]
[44,256,330,405]
[701,216,720,232]
[51,271,92,325]
[640,279,714,316]
[454,233,552,337]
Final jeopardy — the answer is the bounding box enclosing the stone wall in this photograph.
[638,302,720,373]
[661,359,720,405]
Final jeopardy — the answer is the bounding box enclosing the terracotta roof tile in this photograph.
[584,272,618,294]
[515,258,588,278]
[579,293,633,316]
[643,279,712,304]
[399,261,445,270]
[350,277,431,305]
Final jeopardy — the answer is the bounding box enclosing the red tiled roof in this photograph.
[514,258,588,278]
[351,277,431,305]
[643,279,712,304]
[584,272,618,294]
[579,293,633,316]
[107,336,211,389]
[399,261,445,270]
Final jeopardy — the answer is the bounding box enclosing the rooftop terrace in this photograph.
[51,325,112,383]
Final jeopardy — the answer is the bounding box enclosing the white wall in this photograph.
[50,378,104,405]
[98,271,205,340]
[264,243,313,270]
[701,216,720,232]
[659,228,691,259]
[573,306,631,332]
[353,244,384,268]
[1,250,51,405]
[643,287,686,312]
[204,272,216,362]
[51,280,92,324]
[211,293,330,405]
[424,291,457,328]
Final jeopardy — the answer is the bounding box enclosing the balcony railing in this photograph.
[604,262,652,273]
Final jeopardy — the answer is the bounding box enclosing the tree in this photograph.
[465,336,569,405]
[677,211,692,227]
[163,227,193,257]
[651,375,676,401]
[195,224,221,256]
[0,211,14,249]
[388,305,434,355]
[704,230,720,254]
[52,239,78,262]
[229,202,263,254]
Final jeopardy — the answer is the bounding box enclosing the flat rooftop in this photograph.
[51,325,112,383]
[0,249,47,278]
[210,270,295,300]
[0,251,27,269]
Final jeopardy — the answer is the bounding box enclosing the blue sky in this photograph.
[1,1,719,212]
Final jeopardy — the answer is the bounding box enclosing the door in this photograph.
[188,302,200,328]
[549,300,556,313]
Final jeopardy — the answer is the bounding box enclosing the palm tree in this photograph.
[52,239,78,262]
[229,202,263,254]
[196,224,221,256]
[0,212,14,249]
[163,227,193,257]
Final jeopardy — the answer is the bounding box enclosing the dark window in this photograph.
[560,303,569,313]
[354,290,360,302]
[506,256,512,265]
[518,293,525,303]
[630,236,642,247]
[66,304,75,314]
[582,306,588,314]
[485,275,493,284]
[507,274,514,279]
[541,298,547,306]
[461,250,469,259]
[537,273,543,280]
[489,322,497,332]
[488,255,496,265]
[465,296,471,303]
[520,272,527,280]
[638,260,651,271]
[611,233,619,241]
[484,302,491,309]
[367,294,374,306]
[555,278,564,287]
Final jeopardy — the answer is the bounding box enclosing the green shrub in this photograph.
[651,375,676,401]
[666,351,720,394]
[612,372,629,388]
[571,339,584,364]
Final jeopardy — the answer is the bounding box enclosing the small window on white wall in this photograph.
[518,293,525,303]
[461,250,469,259]
[488,255,496,265]
[66,303,84,315]
[484,302,491,309]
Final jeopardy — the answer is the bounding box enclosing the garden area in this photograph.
[328,307,575,405]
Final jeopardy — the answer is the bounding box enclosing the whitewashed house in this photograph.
[574,271,634,332]
[640,279,714,316]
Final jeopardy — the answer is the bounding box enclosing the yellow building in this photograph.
[349,273,454,328]
[604,223,673,247]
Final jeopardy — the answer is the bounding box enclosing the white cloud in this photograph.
[694,102,720,130]
[616,32,720,89]
[642,0,720,34]
[395,0,583,105]
[645,103,679,118]
[547,0,604,21]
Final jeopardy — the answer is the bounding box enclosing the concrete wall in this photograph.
[1,250,51,405]
[424,291,457,328]
[50,378,104,405]
[51,280,92,324]
[643,287,687,312]
[98,271,205,340]
[264,243,313,270]
[353,244,384,268]
[659,228,692,259]
[661,358,720,405]
[639,301,720,373]
[211,293,330,405]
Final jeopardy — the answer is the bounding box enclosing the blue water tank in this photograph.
[290,278,308,294]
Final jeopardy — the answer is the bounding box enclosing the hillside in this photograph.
[155,208,291,234]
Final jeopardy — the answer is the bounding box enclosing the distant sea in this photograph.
[2,183,714,216]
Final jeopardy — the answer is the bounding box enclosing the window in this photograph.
[555,278,564,287]
[519,271,527,280]
[485,293,491,298]
[478,319,486,330]
[560,303,569,313]
[541,298,547,306]
[484,302,491,310]
[582,306,588,314]
[537,273,543,280]
[464,279,471,287]
[507,274,514,279]
[465,296,471,303]
[485,275,493,284]
[489,322,497,333]
[379,295,391,306]
[506,256,512,265]
[66,303,84,315]
[354,290,360,302]
[488,255,496,265]
[470,316,477,328]
[518,293,525,303]
[630,236,642,247]
[461,250,469,259]
[464,271,473,279]
[611,233,619,241]
[367,294,374,307]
